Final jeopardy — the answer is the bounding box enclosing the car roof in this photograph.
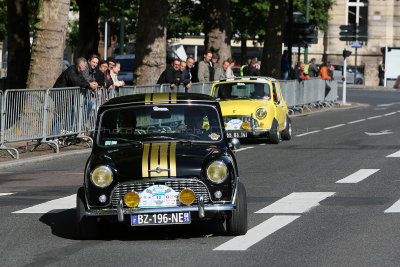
[214,76,278,83]
[100,93,217,109]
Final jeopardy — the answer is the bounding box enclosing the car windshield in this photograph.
[213,82,271,100]
[98,104,223,146]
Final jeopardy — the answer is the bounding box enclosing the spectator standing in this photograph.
[82,54,99,83]
[378,62,385,86]
[209,53,219,81]
[198,50,213,82]
[214,60,230,80]
[106,57,116,90]
[318,62,332,80]
[292,62,310,81]
[110,61,125,87]
[243,58,260,76]
[157,59,181,89]
[328,64,335,80]
[281,50,290,80]
[307,58,319,77]
[226,58,235,78]
[181,57,194,92]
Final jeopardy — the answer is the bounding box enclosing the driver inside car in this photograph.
[251,83,269,99]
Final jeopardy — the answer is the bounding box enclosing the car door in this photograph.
[271,82,286,129]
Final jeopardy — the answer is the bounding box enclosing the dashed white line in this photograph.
[384,112,397,116]
[13,194,76,214]
[387,150,400,158]
[324,124,345,130]
[214,215,300,251]
[367,115,383,120]
[296,130,321,137]
[336,169,380,184]
[259,144,266,146]
[235,147,254,152]
[385,200,400,213]
[0,193,15,197]
[255,192,335,214]
[348,119,366,124]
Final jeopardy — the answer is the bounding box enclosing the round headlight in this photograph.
[241,121,250,129]
[206,161,228,184]
[256,108,267,119]
[179,189,195,205]
[90,166,113,188]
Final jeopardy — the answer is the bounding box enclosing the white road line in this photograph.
[384,200,400,213]
[336,169,380,184]
[387,150,400,158]
[348,119,366,124]
[324,124,345,130]
[259,144,266,146]
[255,192,335,214]
[235,147,254,152]
[13,194,76,214]
[296,130,321,137]
[384,112,397,116]
[0,193,15,197]
[367,115,382,120]
[214,215,300,251]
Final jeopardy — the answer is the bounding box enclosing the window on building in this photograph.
[347,0,368,25]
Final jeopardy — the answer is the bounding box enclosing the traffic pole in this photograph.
[343,56,347,105]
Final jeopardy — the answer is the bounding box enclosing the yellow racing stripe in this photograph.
[152,93,170,104]
[150,143,169,177]
[169,142,176,177]
[145,93,152,104]
[142,144,150,177]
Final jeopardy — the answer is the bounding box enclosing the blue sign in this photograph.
[351,42,362,48]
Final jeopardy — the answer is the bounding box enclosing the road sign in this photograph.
[351,42,362,48]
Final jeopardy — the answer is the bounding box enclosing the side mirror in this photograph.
[229,138,240,150]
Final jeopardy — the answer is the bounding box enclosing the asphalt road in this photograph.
[1,88,400,267]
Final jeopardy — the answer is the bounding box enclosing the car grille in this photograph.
[111,179,211,207]
[223,116,259,128]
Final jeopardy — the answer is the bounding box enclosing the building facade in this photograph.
[308,0,400,86]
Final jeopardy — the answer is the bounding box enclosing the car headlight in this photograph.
[206,161,228,184]
[90,166,113,188]
[256,108,267,119]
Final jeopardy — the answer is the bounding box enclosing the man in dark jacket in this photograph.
[181,57,195,93]
[243,58,260,76]
[157,59,181,90]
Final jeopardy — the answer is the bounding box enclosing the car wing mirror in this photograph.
[229,138,240,150]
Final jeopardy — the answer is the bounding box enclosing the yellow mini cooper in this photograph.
[211,77,292,144]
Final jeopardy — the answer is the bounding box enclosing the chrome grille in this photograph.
[224,116,259,128]
[111,179,211,207]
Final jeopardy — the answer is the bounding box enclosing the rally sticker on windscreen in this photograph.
[105,141,118,146]
[209,133,220,140]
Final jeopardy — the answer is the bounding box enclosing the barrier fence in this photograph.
[0,78,337,159]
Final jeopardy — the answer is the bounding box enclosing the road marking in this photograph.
[365,130,392,136]
[0,193,15,197]
[13,194,76,214]
[214,215,300,251]
[387,150,400,158]
[324,124,345,130]
[235,147,254,152]
[336,169,379,183]
[348,119,366,124]
[255,192,335,214]
[367,115,382,120]
[259,144,266,146]
[384,112,397,116]
[385,200,400,213]
[296,130,321,137]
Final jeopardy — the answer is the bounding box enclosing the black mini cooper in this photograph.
[76,92,247,238]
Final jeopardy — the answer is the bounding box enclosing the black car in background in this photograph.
[76,92,247,238]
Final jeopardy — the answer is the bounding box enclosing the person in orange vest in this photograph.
[318,62,332,80]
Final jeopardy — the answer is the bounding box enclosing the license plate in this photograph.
[131,212,191,226]
[226,131,247,138]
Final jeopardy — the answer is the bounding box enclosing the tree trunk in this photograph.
[133,0,168,85]
[26,0,70,89]
[203,0,232,67]
[260,0,288,78]
[76,0,100,60]
[240,36,247,66]
[6,0,31,89]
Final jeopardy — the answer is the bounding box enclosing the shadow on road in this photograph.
[39,209,227,241]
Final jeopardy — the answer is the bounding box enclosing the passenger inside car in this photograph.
[251,83,269,99]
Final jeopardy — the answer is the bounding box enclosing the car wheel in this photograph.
[76,187,98,239]
[281,116,292,140]
[356,78,363,85]
[226,182,247,236]
[269,119,280,144]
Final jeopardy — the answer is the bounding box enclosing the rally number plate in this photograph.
[226,131,247,138]
[131,212,191,226]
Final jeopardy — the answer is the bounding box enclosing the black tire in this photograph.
[76,187,98,239]
[356,78,363,85]
[269,119,280,144]
[281,116,292,140]
[226,182,248,236]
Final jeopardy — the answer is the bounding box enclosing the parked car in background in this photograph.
[115,54,135,85]
[332,64,364,84]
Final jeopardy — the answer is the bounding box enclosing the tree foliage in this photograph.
[293,0,334,32]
